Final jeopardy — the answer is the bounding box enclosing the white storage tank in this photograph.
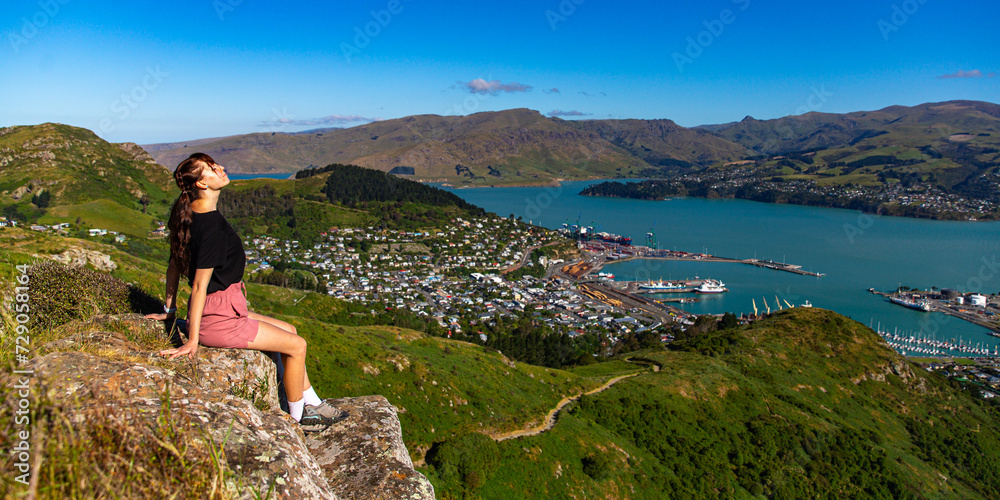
[955,296,965,305]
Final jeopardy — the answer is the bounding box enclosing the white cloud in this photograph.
[547,109,591,117]
[259,114,379,127]
[462,78,533,94]
[938,69,989,79]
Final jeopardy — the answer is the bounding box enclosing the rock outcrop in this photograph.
[13,315,434,499]
[307,396,436,499]
[48,247,117,272]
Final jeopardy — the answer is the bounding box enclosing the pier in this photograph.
[578,241,826,278]
[743,258,826,277]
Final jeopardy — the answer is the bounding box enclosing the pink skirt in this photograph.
[195,282,260,349]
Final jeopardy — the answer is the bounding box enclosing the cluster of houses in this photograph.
[8,219,131,243]
[922,359,1000,398]
[242,215,663,342]
[682,167,996,217]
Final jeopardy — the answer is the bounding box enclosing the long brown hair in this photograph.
[168,153,215,275]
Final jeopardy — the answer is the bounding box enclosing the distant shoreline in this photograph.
[581,190,993,222]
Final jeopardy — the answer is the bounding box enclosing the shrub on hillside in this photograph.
[581,452,613,480]
[28,260,160,330]
[426,432,500,494]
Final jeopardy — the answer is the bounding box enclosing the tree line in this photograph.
[319,163,485,214]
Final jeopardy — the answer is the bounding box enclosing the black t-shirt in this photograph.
[188,211,246,294]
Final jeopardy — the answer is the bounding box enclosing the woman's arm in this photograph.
[145,258,181,321]
[160,267,214,360]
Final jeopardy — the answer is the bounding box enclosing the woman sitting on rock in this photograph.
[147,152,345,432]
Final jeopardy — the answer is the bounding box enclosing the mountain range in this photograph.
[141,100,1000,186]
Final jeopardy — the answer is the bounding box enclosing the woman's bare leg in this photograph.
[249,311,312,390]
[246,321,307,402]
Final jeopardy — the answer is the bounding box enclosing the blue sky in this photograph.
[2,0,997,143]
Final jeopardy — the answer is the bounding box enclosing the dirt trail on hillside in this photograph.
[490,358,659,442]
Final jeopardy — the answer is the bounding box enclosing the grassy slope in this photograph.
[291,320,603,449]
[568,118,753,169]
[39,200,158,236]
[465,308,1000,499]
[223,174,381,235]
[0,123,175,234]
[142,101,1000,189]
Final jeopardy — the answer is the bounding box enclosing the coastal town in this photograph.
[635,166,999,219]
[240,215,686,344]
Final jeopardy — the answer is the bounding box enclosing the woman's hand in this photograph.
[145,312,175,321]
[160,340,198,360]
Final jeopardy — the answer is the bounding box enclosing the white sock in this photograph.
[303,386,322,407]
[289,399,305,422]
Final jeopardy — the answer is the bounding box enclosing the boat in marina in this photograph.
[695,279,727,293]
[872,321,999,357]
[639,279,685,291]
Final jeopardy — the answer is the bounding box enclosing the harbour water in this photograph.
[229,173,295,180]
[446,180,1000,354]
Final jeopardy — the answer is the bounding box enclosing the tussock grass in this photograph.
[0,384,238,499]
[28,260,161,332]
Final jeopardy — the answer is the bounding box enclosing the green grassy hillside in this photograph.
[446,308,1000,499]
[568,117,753,170]
[0,123,174,235]
[0,123,497,239]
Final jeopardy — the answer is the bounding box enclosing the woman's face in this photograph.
[198,161,230,191]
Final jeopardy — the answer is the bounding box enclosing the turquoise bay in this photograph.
[445,180,1000,352]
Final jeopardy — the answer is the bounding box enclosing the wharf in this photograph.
[743,259,825,277]
[872,290,1000,335]
[591,246,825,278]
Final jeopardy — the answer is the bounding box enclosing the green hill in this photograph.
[0,123,496,241]
[699,100,1000,155]
[566,117,753,171]
[703,101,1000,194]
[449,308,1000,499]
[215,164,488,245]
[0,123,174,235]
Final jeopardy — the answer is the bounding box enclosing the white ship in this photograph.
[695,279,727,293]
[639,279,685,291]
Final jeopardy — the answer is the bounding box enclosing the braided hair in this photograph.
[168,153,215,276]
